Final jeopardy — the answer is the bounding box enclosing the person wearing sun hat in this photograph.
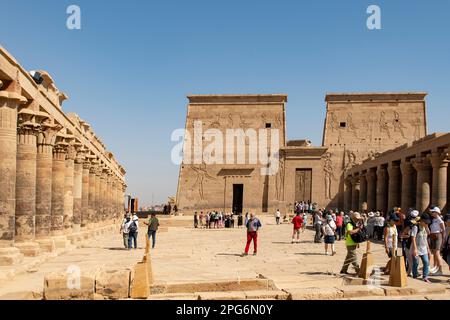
[384,213,399,274]
[411,213,432,283]
[367,212,375,239]
[339,212,362,274]
[428,206,445,276]
[402,209,420,276]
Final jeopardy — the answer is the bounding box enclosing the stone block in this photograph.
[130,262,149,299]
[95,269,131,300]
[148,293,199,300]
[381,286,417,296]
[44,272,95,300]
[15,242,40,257]
[52,236,70,249]
[0,247,24,266]
[197,291,247,300]
[341,285,385,298]
[164,279,274,294]
[244,290,289,300]
[36,238,55,253]
[287,287,344,300]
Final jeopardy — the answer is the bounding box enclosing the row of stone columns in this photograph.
[345,151,449,214]
[0,77,126,265]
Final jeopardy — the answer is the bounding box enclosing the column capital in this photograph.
[400,160,414,174]
[427,151,450,169]
[53,142,68,160]
[351,175,360,185]
[377,165,387,178]
[366,168,377,181]
[412,156,431,171]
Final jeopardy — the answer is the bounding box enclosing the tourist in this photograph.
[194,211,198,228]
[238,212,243,228]
[429,206,445,276]
[313,211,323,243]
[128,214,139,249]
[309,201,313,214]
[340,212,362,275]
[243,213,262,256]
[323,215,337,255]
[199,211,204,228]
[144,213,160,249]
[275,209,281,225]
[384,213,399,275]
[205,212,210,229]
[443,214,450,271]
[291,212,303,244]
[301,211,308,232]
[373,211,385,241]
[411,213,431,283]
[335,212,344,240]
[366,212,375,239]
[245,212,249,226]
[120,214,132,249]
[402,209,420,276]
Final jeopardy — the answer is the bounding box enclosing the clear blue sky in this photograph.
[2,0,449,206]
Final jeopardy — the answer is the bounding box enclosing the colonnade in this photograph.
[0,55,126,265]
[345,141,449,215]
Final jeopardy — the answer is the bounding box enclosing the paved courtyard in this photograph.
[0,215,449,300]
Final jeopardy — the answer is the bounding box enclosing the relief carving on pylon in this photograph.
[323,152,336,200]
[190,162,217,201]
[275,155,285,201]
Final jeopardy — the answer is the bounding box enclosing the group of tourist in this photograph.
[193,211,246,229]
[294,200,317,214]
[119,212,160,249]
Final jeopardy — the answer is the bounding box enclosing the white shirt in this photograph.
[430,216,444,234]
[276,211,281,218]
[386,225,398,249]
[323,220,336,236]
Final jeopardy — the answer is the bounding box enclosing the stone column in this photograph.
[359,173,367,212]
[0,79,26,265]
[366,168,377,212]
[94,166,102,223]
[81,160,90,229]
[106,171,112,221]
[72,151,84,233]
[51,142,68,238]
[412,157,432,213]
[351,176,360,211]
[400,160,415,211]
[14,115,40,256]
[344,177,352,212]
[387,163,401,210]
[99,168,107,222]
[35,121,60,252]
[88,163,98,227]
[376,166,388,214]
[428,151,449,210]
[63,144,76,234]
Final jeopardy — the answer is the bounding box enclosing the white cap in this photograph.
[410,210,419,218]
[429,206,441,214]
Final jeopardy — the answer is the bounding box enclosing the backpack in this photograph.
[129,221,138,233]
[349,221,369,243]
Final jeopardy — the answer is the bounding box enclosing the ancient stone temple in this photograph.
[0,46,126,265]
[175,92,447,215]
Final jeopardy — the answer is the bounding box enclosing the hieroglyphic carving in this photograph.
[209,114,221,129]
[393,111,407,139]
[328,112,337,132]
[411,118,422,141]
[191,162,217,200]
[261,113,267,127]
[276,113,282,128]
[344,150,357,173]
[323,152,336,199]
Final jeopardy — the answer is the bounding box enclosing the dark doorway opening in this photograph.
[295,169,312,202]
[232,184,244,214]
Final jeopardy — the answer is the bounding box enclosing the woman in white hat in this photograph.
[367,212,375,239]
[429,206,445,276]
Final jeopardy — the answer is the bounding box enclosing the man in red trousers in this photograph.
[242,213,262,256]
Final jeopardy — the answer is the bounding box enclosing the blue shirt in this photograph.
[246,218,262,232]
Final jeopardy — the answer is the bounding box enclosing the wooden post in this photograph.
[358,241,373,280]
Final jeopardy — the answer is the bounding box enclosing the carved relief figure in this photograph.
[261,113,267,127]
[239,114,249,131]
[323,152,335,199]
[344,150,357,172]
[191,162,217,200]
[227,113,234,128]
[379,111,391,138]
[366,112,374,142]
[328,112,337,132]
[392,111,407,139]
[276,113,282,128]
[275,156,285,201]
[411,118,422,141]
[209,114,221,129]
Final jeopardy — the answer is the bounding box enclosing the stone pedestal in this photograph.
[0,247,24,266]
[35,238,56,253]
[15,241,40,257]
